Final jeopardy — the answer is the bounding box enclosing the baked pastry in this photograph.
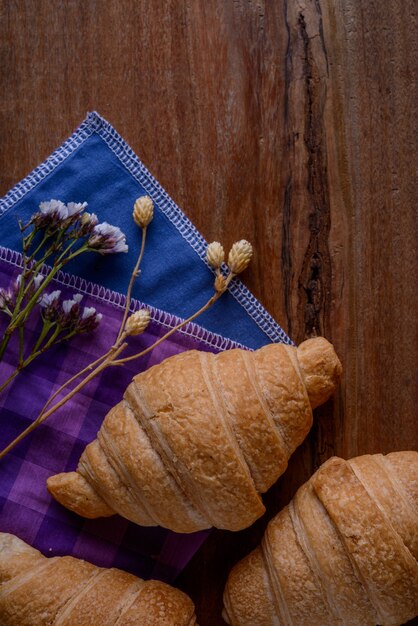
[223,451,418,626]
[47,337,341,533]
[0,532,196,625]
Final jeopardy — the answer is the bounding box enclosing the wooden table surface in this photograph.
[1,1,417,624]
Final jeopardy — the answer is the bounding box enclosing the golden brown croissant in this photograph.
[0,532,196,626]
[223,451,418,626]
[47,337,341,533]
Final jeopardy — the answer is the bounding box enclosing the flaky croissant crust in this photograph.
[223,451,418,626]
[48,337,341,533]
[0,533,197,626]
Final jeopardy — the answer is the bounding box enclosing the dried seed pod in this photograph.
[206,242,225,269]
[125,309,151,336]
[214,274,227,293]
[133,196,154,228]
[228,240,253,274]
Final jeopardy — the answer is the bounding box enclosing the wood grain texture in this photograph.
[0,1,417,624]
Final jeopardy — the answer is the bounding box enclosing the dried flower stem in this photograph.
[0,272,233,458]
[112,273,234,366]
[0,342,127,460]
[12,231,64,320]
[11,243,88,331]
[36,228,148,416]
[0,316,93,396]
[0,242,88,361]
[0,246,103,393]
[0,324,78,394]
[0,225,147,456]
[38,351,111,417]
[18,326,24,364]
[117,226,147,342]
[39,277,230,410]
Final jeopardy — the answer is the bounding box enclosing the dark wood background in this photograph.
[1,1,417,624]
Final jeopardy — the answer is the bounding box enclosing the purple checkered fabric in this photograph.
[0,249,245,582]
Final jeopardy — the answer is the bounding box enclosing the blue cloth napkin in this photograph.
[0,111,290,349]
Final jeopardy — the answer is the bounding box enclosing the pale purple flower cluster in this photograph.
[1,273,44,316]
[28,200,128,256]
[0,270,43,312]
[38,290,62,308]
[38,290,62,321]
[38,290,102,332]
[14,272,44,295]
[32,200,87,230]
[0,199,117,374]
[88,223,129,254]
[0,288,14,313]
[78,212,99,236]
[60,293,84,327]
[78,305,103,332]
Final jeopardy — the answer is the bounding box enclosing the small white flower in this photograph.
[62,294,82,314]
[62,301,72,314]
[112,239,129,254]
[93,223,119,237]
[16,272,43,291]
[39,290,61,308]
[34,199,87,228]
[33,273,44,289]
[88,222,128,254]
[39,200,68,220]
[81,212,98,227]
[66,202,88,217]
[78,307,102,332]
[81,306,97,319]
[0,288,13,309]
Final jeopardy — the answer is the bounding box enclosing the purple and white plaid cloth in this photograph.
[0,248,245,582]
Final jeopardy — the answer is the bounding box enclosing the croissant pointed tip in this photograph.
[47,471,114,519]
[296,337,342,409]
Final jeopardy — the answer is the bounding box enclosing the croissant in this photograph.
[223,451,418,626]
[47,337,341,533]
[0,533,196,626]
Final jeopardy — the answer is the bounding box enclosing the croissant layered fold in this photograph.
[223,451,418,626]
[0,533,197,626]
[47,337,342,532]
